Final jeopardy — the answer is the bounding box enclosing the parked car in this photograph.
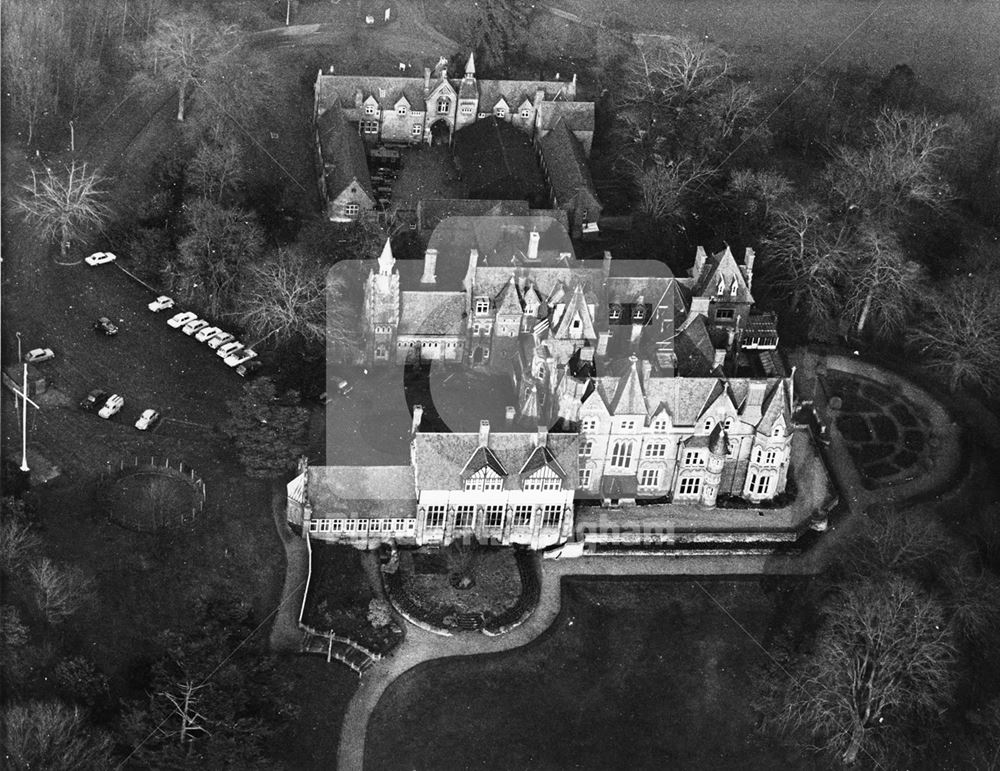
[167,311,198,329]
[147,295,175,312]
[234,360,263,379]
[216,341,244,359]
[182,319,209,336]
[23,348,55,363]
[195,326,223,343]
[98,394,124,419]
[224,348,257,367]
[93,317,119,336]
[79,388,109,411]
[134,409,161,431]
[206,332,235,350]
[85,251,117,266]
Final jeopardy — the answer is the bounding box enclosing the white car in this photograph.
[85,251,117,266]
[224,348,257,367]
[182,319,209,336]
[148,296,175,312]
[195,326,223,343]
[216,341,244,359]
[206,332,235,350]
[134,409,160,431]
[24,348,55,363]
[167,311,198,329]
[98,394,124,419]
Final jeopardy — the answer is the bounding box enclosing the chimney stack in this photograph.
[421,248,438,284]
[505,406,516,426]
[412,405,424,434]
[692,246,708,279]
[602,250,612,279]
[536,426,548,447]
[527,230,540,261]
[479,420,490,446]
[424,67,431,93]
[463,248,478,293]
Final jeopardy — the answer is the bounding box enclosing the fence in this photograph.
[100,456,206,530]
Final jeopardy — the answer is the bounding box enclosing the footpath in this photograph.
[268,349,968,771]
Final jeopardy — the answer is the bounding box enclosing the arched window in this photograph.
[437,97,450,114]
[703,418,714,432]
[752,447,763,464]
[724,417,733,430]
[772,425,783,437]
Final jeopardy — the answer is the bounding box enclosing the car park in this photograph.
[93,317,119,336]
[98,394,124,419]
[167,311,198,329]
[148,295,175,312]
[79,388,110,411]
[224,348,257,367]
[24,348,55,363]
[182,319,209,336]
[216,341,244,358]
[85,251,117,266]
[134,409,161,431]
[195,326,223,343]
[206,332,235,350]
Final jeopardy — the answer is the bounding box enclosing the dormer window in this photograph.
[717,275,725,296]
[495,107,506,118]
[465,468,504,491]
[703,418,714,432]
[475,297,490,315]
[724,417,734,430]
[365,101,377,115]
[520,108,530,119]
[437,97,450,114]
[730,276,739,298]
[772,425,783,437]
[609,305,621,320]
[633,306,645,321]
[397,103,408,116]
[522,468,562,491]
[652,418,669,432]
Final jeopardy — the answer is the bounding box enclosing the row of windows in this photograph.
[308,518,415,533]
[344,203,360,216]
[464,469,563,491]
[608,305,647,321]
[580,439,777,465]
[423,504,564,528]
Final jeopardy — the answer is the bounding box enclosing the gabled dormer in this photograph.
[649,404,672,433]
[493,97,510,119]
[394,96,410,117]
[552,284,597,341]
[520,432,566,491]
[697,380,740,433]
[362,94,380,116]
[461,421,508,490]
[428,76,457,117]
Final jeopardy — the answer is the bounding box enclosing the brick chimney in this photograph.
[412,405,424,434]
[692,245,708,279]
[479,420,490,446]
[463,248,478,293]
[603,250,612,279]
[505,406,516,426]
[421,248,438,284]
[536,426,548,447]
[424,67,431,94]
[743,247,755,292]
[527,230,540,261]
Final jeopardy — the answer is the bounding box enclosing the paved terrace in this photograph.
[270,348,967,771]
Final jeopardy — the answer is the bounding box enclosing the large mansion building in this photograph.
[288,216,794,550]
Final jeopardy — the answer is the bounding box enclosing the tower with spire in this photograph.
[363,238,401,366]
[456,51,479,131]
[700,423,729,507]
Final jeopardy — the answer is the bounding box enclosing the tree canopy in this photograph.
[224,378,309,479]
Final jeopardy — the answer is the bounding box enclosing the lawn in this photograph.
[366,577,814,771]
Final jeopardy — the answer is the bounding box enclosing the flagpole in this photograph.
[21,364,30,472]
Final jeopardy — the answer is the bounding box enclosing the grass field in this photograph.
[366,577,816,771]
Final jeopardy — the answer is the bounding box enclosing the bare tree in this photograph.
[774,577,956,765]
[845,225,924,338]
[0,519,41,574]
[138,12,242,122]
[1,1,61,144]
[840,507,954,579]
[634,156,716,224]
[12,162,110,262]
[906,271,1000,396]
[230,247,327,347]
[187,137,244,203]
[2,700,113,771]
[28,558,95,625]
[824,108,955,223]
[620,36,730,113]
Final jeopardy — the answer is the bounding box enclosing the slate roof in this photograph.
[693,246,754,304]
[673,315,720,377]
[519,444,566,478]
[453,118,548,207]
[397,291,467,335]
[536,101,595,133]
[539,119,599,208]
[413,431,579,491]
[316,107,374,200]
[304,466,416,519]
[461,445,508,477]
[418,199,530,235]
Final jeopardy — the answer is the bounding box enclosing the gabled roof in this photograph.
[461,445,508,478]
[538,119,600,209]
[610,357,648,416]
[673,315,720,377]
[519,444,565,478]
[758,379,792,435]
[551,283,597,340]
[316,107,374,201]
[494,277,523,316]
[536,101,595,133]
[693,246,754,304]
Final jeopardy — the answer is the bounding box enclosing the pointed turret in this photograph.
[465,51,475,78]
[378,238,395,275]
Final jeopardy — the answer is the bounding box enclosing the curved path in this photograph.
[268,349,967,771]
